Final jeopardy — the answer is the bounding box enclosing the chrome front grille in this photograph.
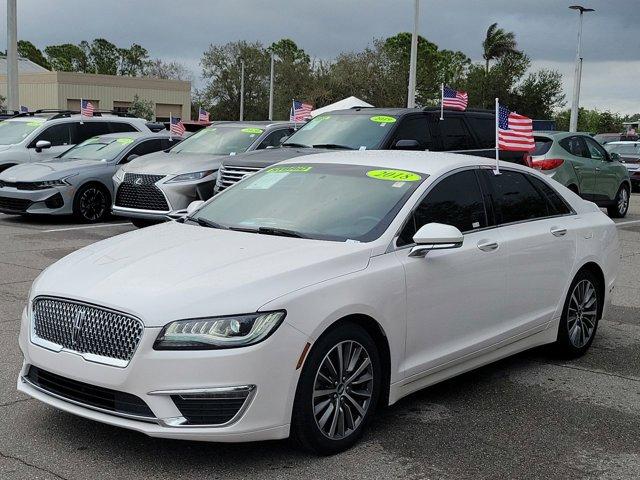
[115,173,169,211]
[31,297,144,367]
[216,165,263,191]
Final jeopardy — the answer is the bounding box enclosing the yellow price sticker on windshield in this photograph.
[370,115,396,124]
[241,128,264,134]
[267,166,313,173]
[26,121,44,126]
[116,138,134,144]
[366,169,421,182]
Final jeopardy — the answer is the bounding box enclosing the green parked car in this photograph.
[531,132,631,218]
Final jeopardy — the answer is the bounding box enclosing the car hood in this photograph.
[0,159,110,181]
[33,221,373,326]
[221,147,329,168]
[124,151,227,175]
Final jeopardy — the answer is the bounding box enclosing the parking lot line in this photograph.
[615,219,640,227]
[41,223,131,233]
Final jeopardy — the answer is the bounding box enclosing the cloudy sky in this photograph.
[2,0,639,113]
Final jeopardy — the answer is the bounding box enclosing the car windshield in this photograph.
[283,114,396,150]
[0,119,45,145]
[169,126,263,155]
[191,163,426,242]
[604,143,640,156]
[59,136,134,161]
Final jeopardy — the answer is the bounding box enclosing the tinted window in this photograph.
[466,116,495,148]
[533,137,553,155]
[584,137,608,161]
[559,136,589,158]
[110,122,138,133]
[257,129,293,149]
[126,139,165,159]
[484,170,550,224]
[393,116,432,149]
[32,123,75,147]
[528,175,572,216]
[439,116,474,150]
[398,170,487,246]
[77,122,111,142]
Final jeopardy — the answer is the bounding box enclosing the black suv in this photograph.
[215,107,530,192]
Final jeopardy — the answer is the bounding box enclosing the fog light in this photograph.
[44,193,64,209]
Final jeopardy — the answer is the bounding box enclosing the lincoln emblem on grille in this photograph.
[134,178,143,186]
[72,309,86,345]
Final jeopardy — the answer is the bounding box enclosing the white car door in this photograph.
[28,122,77,161]
[395,169,508,378]
[479,169,577,330]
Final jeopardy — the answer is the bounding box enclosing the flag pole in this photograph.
[494,98,500,175]
[440,84,444,121]
[292,99,297,130]
[80,98,84,125]
[169,111,173,142]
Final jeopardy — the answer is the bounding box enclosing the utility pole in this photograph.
[6,0,19,111]
[569,5,595,132]
[239,60,245,121]
[407,0,420,108]
[268,53,275,120]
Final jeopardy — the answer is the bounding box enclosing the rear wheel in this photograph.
[291,323,381,455]
[607,184,629,218]
[73,183,110,223]
[554,270,602,358]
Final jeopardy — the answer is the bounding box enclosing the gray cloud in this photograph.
[1,0,637,112]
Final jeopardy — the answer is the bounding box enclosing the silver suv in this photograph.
[0,110,156,173]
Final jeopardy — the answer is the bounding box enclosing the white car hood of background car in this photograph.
[124,151,227,176]
[32,221,373,326]
[0,160,111,182]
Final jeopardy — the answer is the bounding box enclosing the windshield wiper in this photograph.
[256,226,307,238]
[312,143,355,150]
[282,142,311,148]
[187,216,227,229]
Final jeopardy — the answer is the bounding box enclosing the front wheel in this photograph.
[554,270,602,358]
[73,183,110,223]
[607,185,629,218]
[291,323,381,455]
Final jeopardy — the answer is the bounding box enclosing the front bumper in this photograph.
[18,308,309,442]
[0,186,73,215]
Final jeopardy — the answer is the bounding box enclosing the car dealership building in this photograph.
[0,56,191,121]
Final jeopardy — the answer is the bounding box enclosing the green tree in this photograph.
[0,94,5,109]
[512,69,565,119]
[145,59,192,80]
[482,23,519,74]
[17,40,50,69]
[464,52,529,110]
[127,94,155,120]
[44,43,89,72]
[119,44,149,76]
[83,38,120,75]
[268,39,314,119]
[555,108,624,133]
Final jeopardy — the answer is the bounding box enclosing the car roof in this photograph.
[534,131,592,139]
[606,141,640,145]
[274,150,525,177]
[90,132,171,141]
[209,121,295,129]
[321,107,494,117]
[6,114,146,123]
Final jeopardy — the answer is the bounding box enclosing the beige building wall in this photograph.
[0,72,191,120]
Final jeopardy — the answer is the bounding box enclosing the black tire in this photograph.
[291,322,381,455]
[73,183,110,223]
[130,218,160,229]
[607,184,630,218]
[554,269,602,358]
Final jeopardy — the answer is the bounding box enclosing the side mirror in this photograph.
[186,200,205,217]
[394,139,421,150]
[35,140,52,153]
[609,152,620,162]
[409,223,463,258]
[125,154,139,163]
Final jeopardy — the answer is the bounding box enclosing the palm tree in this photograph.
[482,23,519,74]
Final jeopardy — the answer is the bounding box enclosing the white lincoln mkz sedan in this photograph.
[18,151,619,454]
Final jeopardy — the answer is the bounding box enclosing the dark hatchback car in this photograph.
[215,107,530,192]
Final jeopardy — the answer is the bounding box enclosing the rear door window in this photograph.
[438,116,475,150]
[527,175,572,215]
[559,136,589,158]
[466,116,495,149]
[392,116,432,150]
[482,169,550,224]
[109,122,139,133]
[77,122,111,143]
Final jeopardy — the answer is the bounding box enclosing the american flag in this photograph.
[198,107,210,122]
[170,116,185,137]
[80,99,94,117]
[290,100,313,122]
[498,105,534,151]
[19,105,28,113]
[442,86,468,111]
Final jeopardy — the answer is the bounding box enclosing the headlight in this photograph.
[166,170,216,183]
[30,176,75,189]
[114,168,125,182]
[153,311,286,350]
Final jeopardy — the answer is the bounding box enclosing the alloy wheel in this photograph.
[312,340,374,440]
[567,279,598,348]
[618,188,629,216]
[79,187,107,221]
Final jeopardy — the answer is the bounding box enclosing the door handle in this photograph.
[574,166,581,170]
[477,239,499,252]
[550,227,567,237]
[595,167,601,172]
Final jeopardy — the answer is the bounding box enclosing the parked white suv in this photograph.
[0,110,157,173]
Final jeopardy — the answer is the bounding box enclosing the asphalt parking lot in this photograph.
[1,199,639,480]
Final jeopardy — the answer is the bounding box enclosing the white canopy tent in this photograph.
[310,96,374,117]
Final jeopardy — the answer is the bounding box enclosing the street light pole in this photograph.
[569,5,595,132]
[6,0,19,111]
[268,53,275,120]
[407,0,420,108]
[239,60,245,121]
